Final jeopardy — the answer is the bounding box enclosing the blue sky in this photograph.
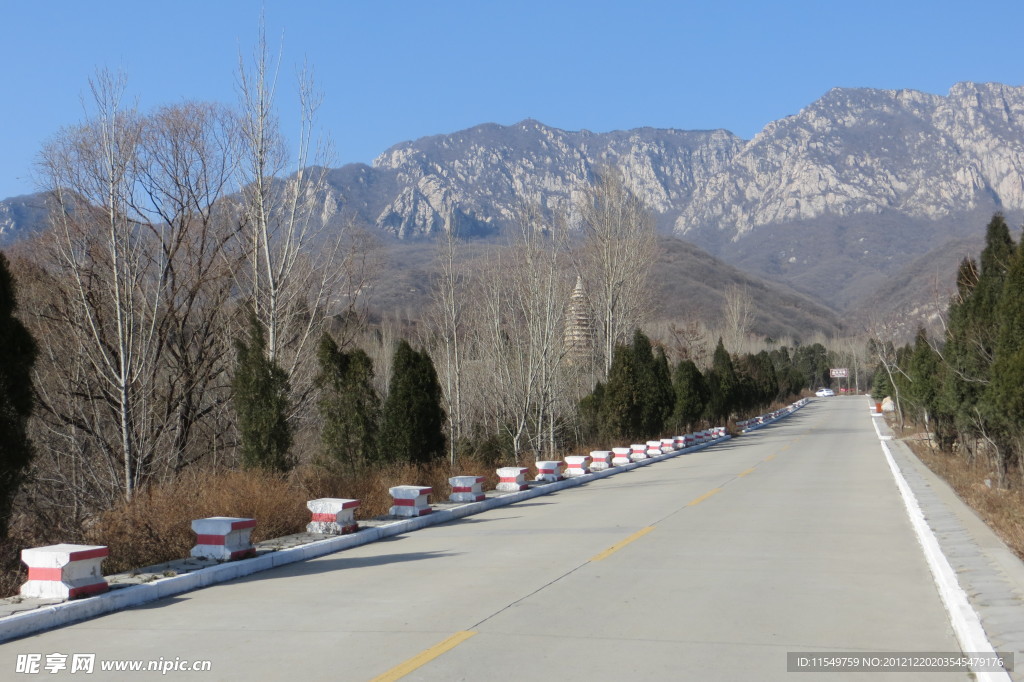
[2,0,1023,199]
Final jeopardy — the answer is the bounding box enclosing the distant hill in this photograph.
[362,236,843,341]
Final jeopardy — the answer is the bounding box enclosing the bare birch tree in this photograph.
[428,229,467,465]
[36,70,157,502]
[469,203,572,462]
[234,28,341,413]
[576,166,656,376]
[723,283,754,351]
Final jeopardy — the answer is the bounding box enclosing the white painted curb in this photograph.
[1,429,745,643]
[872,418,1012,681]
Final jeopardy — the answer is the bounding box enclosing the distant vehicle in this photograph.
[815,388,835,397]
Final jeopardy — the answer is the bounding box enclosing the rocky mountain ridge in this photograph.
[5,81,1024,317]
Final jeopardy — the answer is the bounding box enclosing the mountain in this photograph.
[0,193,49,247]
[6,82,1024,321]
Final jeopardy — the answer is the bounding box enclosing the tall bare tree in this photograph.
[723,283,754,351]
[576,166,657,376]
[35,78,245,503]
[37,70,155,501]
[469,203,572,462]
[234,27,338,394]
[428,228,467,465]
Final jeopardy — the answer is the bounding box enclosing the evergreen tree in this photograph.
[905,328,953,447]
[705,338,738,423]
[670,359,708,433]
[0,252,37,539]
[984,240,1024,477]
[599,341,641,442]
[599,330,674,442]
[379,340,446,464]
[232,312,293,472]
[316,333,380,471]
[942,214,1016,452]
[639,339,674,436]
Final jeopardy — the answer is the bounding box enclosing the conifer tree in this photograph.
[705,338,737,423]
[942,214,1016,451]
[599,342,640,442]
[0,252,37,538]
[316,333,380,471]
[670,359,708,433]
[232,312,293,472]
[984,240,1024,477]
[379,340,446,464]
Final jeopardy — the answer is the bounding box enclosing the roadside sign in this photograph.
[830,368,849,378]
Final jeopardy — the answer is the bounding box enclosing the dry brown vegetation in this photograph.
[906,437,1024,562]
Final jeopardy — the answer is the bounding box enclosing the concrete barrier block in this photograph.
[589,451,612,471]
[449,476,486,503]
[564,455,592,477]
[389,486,432,517]
[191,517,256,561]
[496,467,529,492]
[611,447,632,466]
[534,461,563,482]
[629,444,648,462]
[659,438,675,453]
[306,498,360,535]
[20,544,109,600]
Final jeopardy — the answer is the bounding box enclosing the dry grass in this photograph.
[907,438,1024,562]
[0,454,503,597]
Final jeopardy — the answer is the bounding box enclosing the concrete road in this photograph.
[1,398,970,680]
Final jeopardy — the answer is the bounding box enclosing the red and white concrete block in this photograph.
[660,438,676,453]
[191,517,256,561]
[20,544,108,600]
[589,450,612,471]
[534,461,564,483]
[389,486,433,517]
[306,498,360,535]
[629,444,648,462]
[673,436,686,450]
[645,440,662,456]
[563,454,592,477]
[497,467,530,492]
[449,476,486,503]
[611,447,632,466]
[684,434,695,448]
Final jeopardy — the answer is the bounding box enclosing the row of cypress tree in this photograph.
[872,214,1024,483]
[578,330,807,445]
[232,319,447,473]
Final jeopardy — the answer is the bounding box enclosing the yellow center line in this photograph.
[591,526,655,561]
[738,467,756,477]
[687,488,722,506]
[370,631,477,682]
[764,454,777,461]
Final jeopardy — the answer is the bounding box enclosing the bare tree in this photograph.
[723,284,754,351]
[37,70,157,502]
[468,203,572,462]
[234,27,350,429]
[34,76,246,504]
[427,229,467,465]
[576,166,656,376]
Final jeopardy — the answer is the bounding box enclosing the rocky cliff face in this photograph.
[327,120,744,238]
[0,194,49,247]
[675,82,1024,240]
